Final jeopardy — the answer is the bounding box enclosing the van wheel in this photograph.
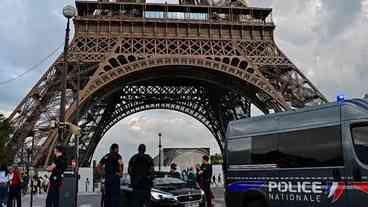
[246,199,268,207]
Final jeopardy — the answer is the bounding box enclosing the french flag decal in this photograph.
[352,182,368,194]
[327,182,345,203]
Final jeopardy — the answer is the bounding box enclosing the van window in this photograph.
[278,126,343,168]
[352,125,368,165]
[228,134,278,166]
[228,138,251,165]
[228,126,343,168]
[251,134,278,165]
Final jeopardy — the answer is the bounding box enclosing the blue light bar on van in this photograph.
[337,95,345,103]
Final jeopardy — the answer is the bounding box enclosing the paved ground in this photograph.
[213,187,226,207]
[22,187,225,207]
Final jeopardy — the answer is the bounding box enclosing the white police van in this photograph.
[225,98,368,207]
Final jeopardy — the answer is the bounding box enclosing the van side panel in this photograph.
[226,99,368,207]
[226,125,346,207]
[226,133,279,206]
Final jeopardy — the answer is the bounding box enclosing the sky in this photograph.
[0,0,368,165]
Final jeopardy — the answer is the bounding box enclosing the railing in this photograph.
[78,11,274,26]
[75,1,274,25]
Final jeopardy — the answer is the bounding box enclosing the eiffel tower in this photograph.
[6,0,327,167]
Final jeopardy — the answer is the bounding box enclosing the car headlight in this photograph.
[200,189,205,196]
[151,191,177,201]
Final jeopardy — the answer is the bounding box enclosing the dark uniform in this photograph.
[128,153,154,207]
[200,163,213,207]
[46,156,67,207]
[168,171,181,179]
[99,152,123,207]
[168,163,181,179]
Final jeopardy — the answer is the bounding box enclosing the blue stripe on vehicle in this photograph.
[228,181,265,192]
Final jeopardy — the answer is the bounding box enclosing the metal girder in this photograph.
[75,83,250,166]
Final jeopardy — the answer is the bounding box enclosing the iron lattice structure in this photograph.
[7,1,327,167]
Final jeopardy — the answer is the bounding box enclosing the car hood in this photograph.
[153,185,202,196]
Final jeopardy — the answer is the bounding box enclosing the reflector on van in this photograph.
[337,95,345,103]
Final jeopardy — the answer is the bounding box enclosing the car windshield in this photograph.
[153,177,186,186]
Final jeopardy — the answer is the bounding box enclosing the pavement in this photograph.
[213,187,226,207]
[22,187,225,207]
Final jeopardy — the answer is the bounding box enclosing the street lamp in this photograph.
[158,132,162,172]
[59,5,76,143]
[63,5,77,19]
[61,5,77,207]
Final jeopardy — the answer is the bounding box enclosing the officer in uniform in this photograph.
[46,145,67,207]
[199,155,213,207]
[128,144,154,207]
[168,163,181,179]
[97,143,124,207]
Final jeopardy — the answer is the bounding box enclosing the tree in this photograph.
[0,113,10,164]
[210,153,223,165]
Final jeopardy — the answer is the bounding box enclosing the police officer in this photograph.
[199,155,213,207]
[46,145,67,207]
[168,163,181,179]
[97,143,123,207]
[128,144,154,207]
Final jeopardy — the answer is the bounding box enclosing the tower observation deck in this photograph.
[74,0,274,42]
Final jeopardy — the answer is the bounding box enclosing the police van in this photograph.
[225,98,368,207]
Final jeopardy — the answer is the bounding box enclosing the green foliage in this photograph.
[210,153,223,165]
[0,113,10,164]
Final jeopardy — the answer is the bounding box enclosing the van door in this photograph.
[275,125,346,207]
[346,122,368,207]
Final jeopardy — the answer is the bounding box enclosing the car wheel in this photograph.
[246,199,268,207]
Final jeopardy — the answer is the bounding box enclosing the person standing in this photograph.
[31,176,37,194]
[181,168,187,181]
[85,178,90,192]
[97,143,124,207]
[0,164,8,207]
[195,164,203,189]
[212,175,216,187]
[21,174,29,195]
[36,176,42,194]
[199,155,213,207]
[42,175,49,193]
[168,163,181,179]
[46,145,67,207]
[187,168,196,186]
[8,166,21,207]
[128,144,154,207]
[217,174,222,186]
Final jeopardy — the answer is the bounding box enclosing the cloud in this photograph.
[319,0,362,40]
[248,0,368,99]
[0,0,74,112]
[93,110,220,165]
